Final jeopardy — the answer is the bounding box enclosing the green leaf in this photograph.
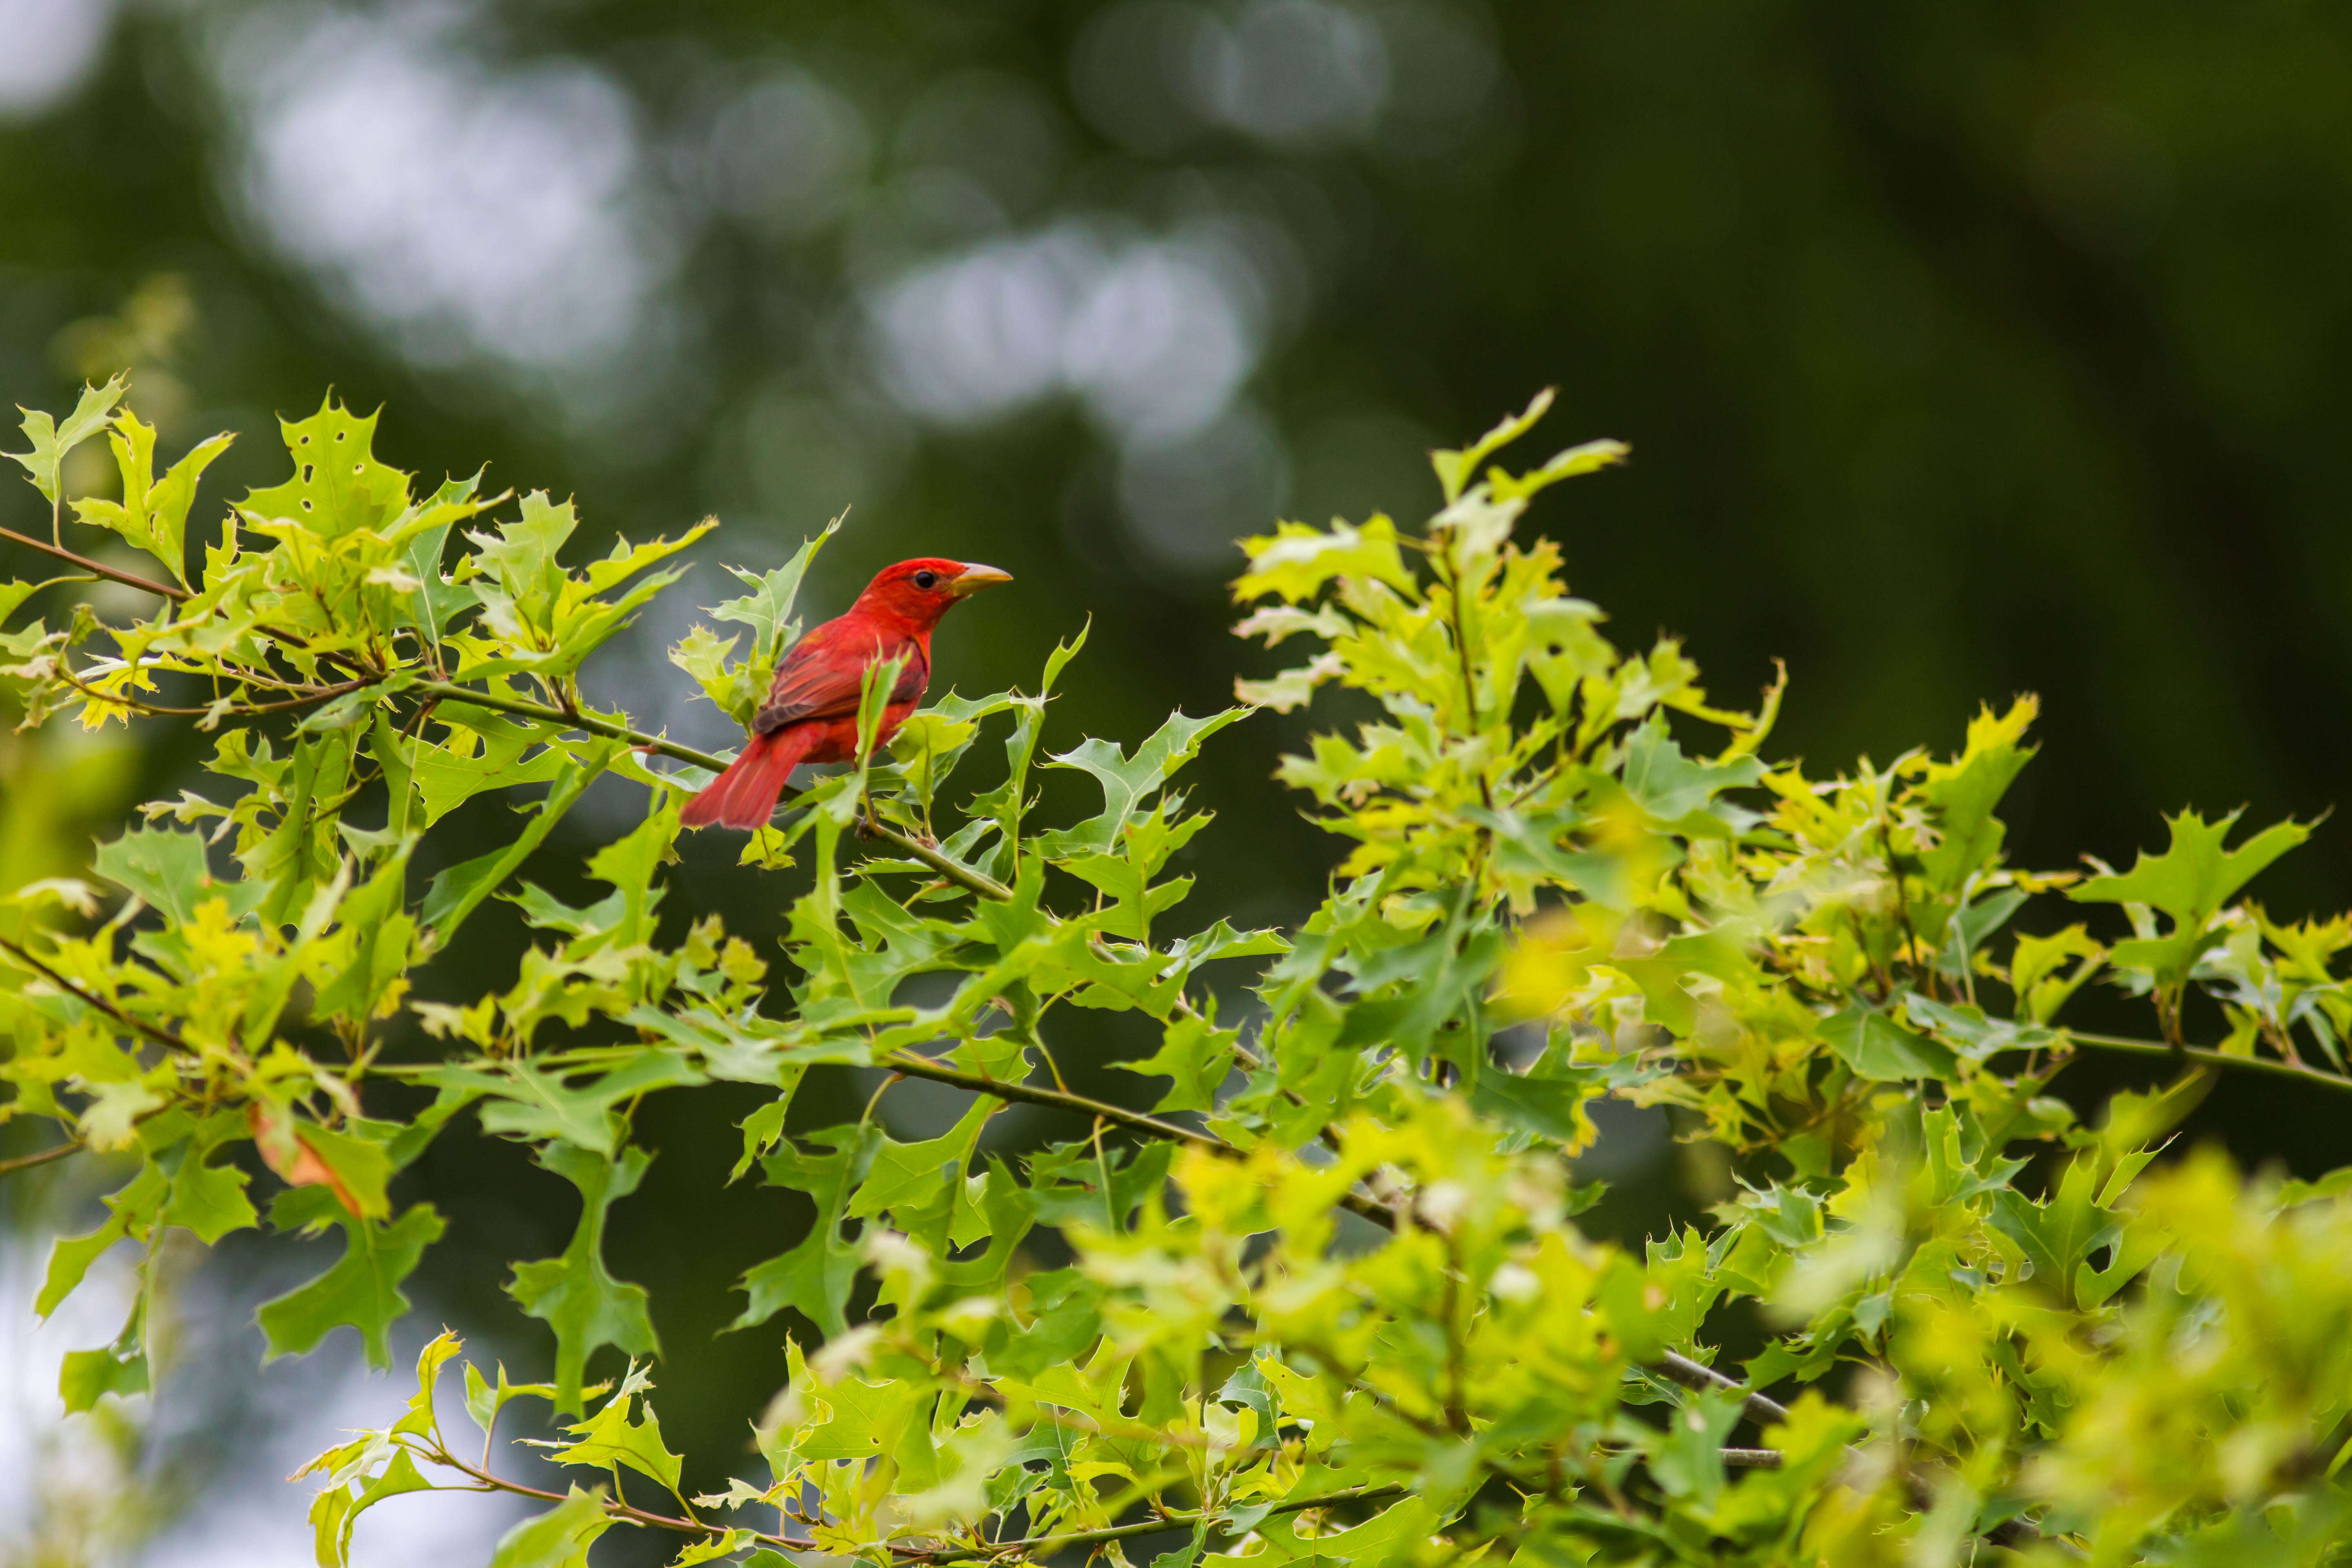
[1616,715,1764,833]
[1233,515,1418,604]
[8,375,127,504]
[1119,1013,1239,1114]
[732,1124,878,1337]
[311,844,418,1026]
[1915,697,2038,892]
[1484,436,1630,503]
[550,1382,682,1492]
[241,396,412,539]
[391,471,488,642]
[421,744,614,942]
[94,822,216,925]
[848,1097,995,1223]
[70,413,234,583]
[59,1343,149,1413]
[668,623,751,724]
[1430,385,1553,503]
[487,1486,613,1568]
[1820,1004,1956,1081]
[256,1193,446,1368]
[582,789,681,947]
[39,1162,167,1319]
[163,1115,259,1243]
[731,1094,797,1183]
[506,1143,659,1416]
[465,490,577,609]
[713,518,839,678]
[1902,993,2059,1063]
[292,1120,396,1221]
[409,710,574,827]
[424,1052,705,1155]
[1469,1067,1601,1147]
[2070,808,2310,988]
[1650,1389,1745,1508]
[1037,708,1250,856]
[1207,1496,1438,1568]
[462,1360,573,1448]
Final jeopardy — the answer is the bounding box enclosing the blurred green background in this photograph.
[5,0,2352,1560]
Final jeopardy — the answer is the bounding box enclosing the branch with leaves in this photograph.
[6,378,2352,1566]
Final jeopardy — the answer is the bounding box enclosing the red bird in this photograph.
[682,557,1012,830]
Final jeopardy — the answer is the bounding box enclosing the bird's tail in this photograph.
[681,726,816,829]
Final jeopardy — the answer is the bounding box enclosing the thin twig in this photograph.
[1878,820,1929,996]
[880,1049,1396,1231]
[428,1445,826,1554]
[916,1483,1411,1564]
[1430,546,1493,811]
[1646,1348,1792,1430]
[0,525,189,600]
[0,1138,84,1176]
[408,679,1013,902]
[52,659,368,719]
[2058,1029,2352,1096]
[0,934,196,1054]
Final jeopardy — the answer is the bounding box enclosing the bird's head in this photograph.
[854,557,1014,629]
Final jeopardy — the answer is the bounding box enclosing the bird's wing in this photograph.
[752,616,929,733]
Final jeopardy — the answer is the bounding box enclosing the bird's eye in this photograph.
[913,570,938,590]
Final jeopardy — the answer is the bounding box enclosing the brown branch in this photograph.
[0,933,195,1054]
[0,525,189,601]
[51,659,368,719]
[425,1444,828,1555]
[1646,1348,1793,1430]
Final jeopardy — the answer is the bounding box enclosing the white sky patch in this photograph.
[212,3,671,376]
[0,0,118,118]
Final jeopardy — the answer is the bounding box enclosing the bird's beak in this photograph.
[947,562,1013,597]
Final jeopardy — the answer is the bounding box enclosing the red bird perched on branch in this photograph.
[682,557,1012,830]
